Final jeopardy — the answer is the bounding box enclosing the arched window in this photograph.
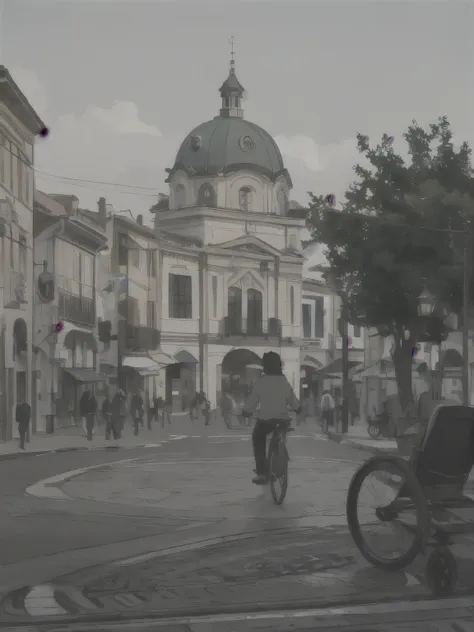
[277,188,287,215]
[227,286,242,334]
[247,289,263,335]
[175,184,186,209]
[239,187,252,211]
[197,183,217,207]
[290,286,295,325]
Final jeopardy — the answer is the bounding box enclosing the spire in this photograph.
[219,36,244,119]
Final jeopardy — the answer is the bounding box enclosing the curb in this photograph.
[327,432,398,455]
[0,443,159,462]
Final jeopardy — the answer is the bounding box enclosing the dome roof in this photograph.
[168,116,289,183]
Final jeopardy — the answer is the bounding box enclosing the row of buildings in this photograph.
[0,61,368,440]
[2,56,468,442]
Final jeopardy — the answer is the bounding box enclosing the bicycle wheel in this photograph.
[268,435,288,505]
[346,455,429,571]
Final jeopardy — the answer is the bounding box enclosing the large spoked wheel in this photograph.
[426,547,458,598]
[267,435,288,506]
[347,456,429,571]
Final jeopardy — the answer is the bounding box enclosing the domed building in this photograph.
[152,60,306,410]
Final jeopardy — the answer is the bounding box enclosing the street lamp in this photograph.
[418,286,436,317]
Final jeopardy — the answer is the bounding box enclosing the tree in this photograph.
[307,117,474,411]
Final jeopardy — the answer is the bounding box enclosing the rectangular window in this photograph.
[118,235,128,266]
[0,135,4,183]
[18,158,23,202]
[147,250,156,278]
[212,275,218,318]
[131,247,140,269]
[353,324,361,338]
[10,152,15,193]
[302,303,312,338]
[169,273,192,319]
[147,300,156,328]
[314,296,324,338]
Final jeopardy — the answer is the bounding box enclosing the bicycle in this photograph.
[251,417,294,505]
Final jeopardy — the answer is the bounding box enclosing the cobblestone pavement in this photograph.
[4,526,474,624]
[3,433,474,629]
[59,453,357,523]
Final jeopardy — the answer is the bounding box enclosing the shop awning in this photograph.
[358,358,426,380]
[316,358,359,376]
[122,355,161,376]
[174,350,198,364]
[63,368,107,383]
[301,354,324,370]
[148,350,176,366]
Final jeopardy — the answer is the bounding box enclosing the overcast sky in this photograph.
[1,0,472,222]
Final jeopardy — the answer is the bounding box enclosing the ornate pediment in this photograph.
[213,235,281,257]
[228,269,265,291]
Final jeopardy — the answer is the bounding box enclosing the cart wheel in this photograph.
[347,455,429,571]
[368,423,381,440]
[426,547,457,598]
[267,438,288,506]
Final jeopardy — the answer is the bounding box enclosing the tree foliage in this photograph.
[307,117,474,408]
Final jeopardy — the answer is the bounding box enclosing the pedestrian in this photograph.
[111,389,126,439]
[80,390,97,441]
[320,389,336,434]
[189,391,198,421]
[130,390,144,436]
[203,397,211,426]
[155,396,169,428]
[220,390,233,429]
[102,393,112,440]
[16,398,31,450]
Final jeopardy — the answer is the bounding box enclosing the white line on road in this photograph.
[24,584,68,617]
[25,457,144,500]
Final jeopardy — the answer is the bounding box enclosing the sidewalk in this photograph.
[0,413,224,459]
[328,419,398,454]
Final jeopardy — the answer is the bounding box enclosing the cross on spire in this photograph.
[229,36,235,70]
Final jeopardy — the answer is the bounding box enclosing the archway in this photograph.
[221,349,261,400]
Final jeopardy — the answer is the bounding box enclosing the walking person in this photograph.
[16,398,31,450]
[320,389,336,434]
[220,390,233,430]
[130,390,144,436]
[110,389,126,439]
[102,393,112,440]
[203,396,211,426]
[80,390,97,441]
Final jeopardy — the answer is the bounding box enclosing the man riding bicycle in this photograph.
[242,351,300,485]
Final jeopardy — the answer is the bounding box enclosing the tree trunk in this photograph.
[392,342,414,413]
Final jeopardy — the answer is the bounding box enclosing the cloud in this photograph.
[10,65,175,222]
[274,134,323,172]
[275,134,362,205]
[87,101,162,137]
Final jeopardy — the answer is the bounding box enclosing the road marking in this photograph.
[25,456,144,500]
[24,584,67,617]
[114,531,262,566]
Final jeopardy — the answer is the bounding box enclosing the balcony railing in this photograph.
[118,321,161,351]
[220,317,282,338]
[58,288,95,327]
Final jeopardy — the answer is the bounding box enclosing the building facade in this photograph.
[0,67,46,440]
[150,60,305,409]
[96,203,162,410]
[33,193,107,430]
